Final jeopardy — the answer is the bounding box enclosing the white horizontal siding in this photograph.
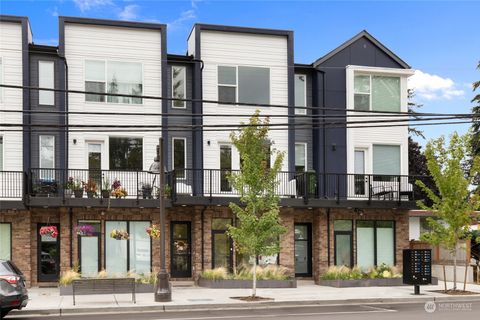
[346,67,411,176]
[64,23,163,170]
[200,30,289,171]
[0,22,23,171]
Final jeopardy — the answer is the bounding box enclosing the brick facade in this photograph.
[0,206,409,287]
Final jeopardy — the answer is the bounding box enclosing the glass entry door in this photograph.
[87,143,102,187]
[170,222,191,278]
[78,221,101,277]
[294,224,312,277]
[354,150,366,196]
[37,223,60,282]
[211,218,233,271]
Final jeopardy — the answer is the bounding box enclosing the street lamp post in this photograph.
[149,137,172,302]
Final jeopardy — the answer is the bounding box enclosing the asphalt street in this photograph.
[6,300,479,320]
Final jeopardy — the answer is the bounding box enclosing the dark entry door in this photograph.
[212,231,232,271]
[294,223,312,277]
[37,223,60,282]
[170,222,191,278]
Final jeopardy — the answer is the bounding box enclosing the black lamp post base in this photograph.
[154,270,172,302]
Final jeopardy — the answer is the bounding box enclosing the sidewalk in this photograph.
[13,281,480,316]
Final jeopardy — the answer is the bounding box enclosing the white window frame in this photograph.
[39,135,55,169]
[171,65,186,109]
[217,65,238,103]
[295,142,307,171]
[294,74,307,115]
[85,141,106,170]
[217,65,271,105]
[84,59,144,105]
[38,60,55,106]
[372,143,401,176]
[172,137,187,179]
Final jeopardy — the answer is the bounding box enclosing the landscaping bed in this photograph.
[198,277,296,288]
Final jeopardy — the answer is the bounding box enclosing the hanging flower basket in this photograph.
[75,225,95,236]
[39,226,59,238]
[110,229,129,240]
[146,224,160,238]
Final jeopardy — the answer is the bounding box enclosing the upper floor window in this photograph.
[173,138,186,179]
[172,66,186,109]
[354,75,400,112]
[295,74,307,115]
[39,61,55,105]
[39,135,55,179]
[218,66,270,105]
[295,143,307,172]
[109,137,143,170]
[372,144,400,181]
[85,60,143,104]
[0,58,3,103]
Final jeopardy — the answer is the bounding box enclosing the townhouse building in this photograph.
[0,14,418,287]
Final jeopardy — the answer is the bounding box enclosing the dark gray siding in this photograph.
[29,52,65,170]
[315,36,406,176]
[166,63,193,171]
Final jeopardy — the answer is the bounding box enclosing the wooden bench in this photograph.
[71,278,136,305]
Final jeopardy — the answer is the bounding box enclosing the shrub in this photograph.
[321,264,401,280]
[137,273,157,284]
[201,267,229,280]
[59,269,80,285]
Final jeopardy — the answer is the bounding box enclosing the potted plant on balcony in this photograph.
[110,229,129,240]
[155,185,171,199]
[101,178,111,198]
[83,178,98,198]
[111,179,127,198]
[141,183,153,199]
[73,178,84,198]
[64,177,75,198]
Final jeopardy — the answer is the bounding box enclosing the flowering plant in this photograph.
[111,179,122,190]
[65,177,75,190]
[146,224,160,238]
[75,225,95,236]
[111,179,127,198]
[83,179,98,193]
[110,229,129,240]
[72,178,83,190]
[39,225,59,238]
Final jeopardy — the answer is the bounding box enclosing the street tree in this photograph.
[417,132,480,291]
[227,110,287,298]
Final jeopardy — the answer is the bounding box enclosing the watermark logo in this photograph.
[424,301,436,313]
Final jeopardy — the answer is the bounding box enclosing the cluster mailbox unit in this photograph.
[403,249,432,294]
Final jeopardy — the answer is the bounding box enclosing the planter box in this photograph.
[197,277,296,289]
[319,277,438,288]
[59,283,154,296]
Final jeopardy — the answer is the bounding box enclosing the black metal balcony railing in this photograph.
[28,168,173,200]
[0,171,24,199]
[0,168,432,205]
[174,168,433,203]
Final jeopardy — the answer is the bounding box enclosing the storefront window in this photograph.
[0,223,11,260]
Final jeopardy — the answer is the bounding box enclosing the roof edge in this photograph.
[191,23,293,38]
[59,16,166,30]
[313,30,411,69]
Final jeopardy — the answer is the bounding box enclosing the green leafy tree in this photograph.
[227,110,287,298]
[471,62,480,156]
[417,132,480,291]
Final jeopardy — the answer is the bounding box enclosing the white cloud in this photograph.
[167,9,196,30]
[73,0,113,12]
[408,70,465,100]
[48,6,59,17]
[118,4,140,20]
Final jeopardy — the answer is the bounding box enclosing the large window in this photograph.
[105,221,151,275]
[85,60,142,104]
[373,144,400,180]
[220,144,232,192]
[0,223,11,260]
[212,218,232,270]
[172,66,186,108]
[295,74,307,115]
[356,220,395,270]
[218,66,270,105]
[173,138,186,179]
[0,57,3,102]
[354,75,400,112]
[109,137,142,170]
[295,143,307,172]
[334,220,352,267]
[39,61,55,105]
[39,135,55,179]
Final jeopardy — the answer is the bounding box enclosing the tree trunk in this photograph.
[463,258,469,291]
[453,248,457,291]
[252,256,257,298]
[443,263,447,292]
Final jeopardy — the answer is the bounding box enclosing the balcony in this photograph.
[0,169,430,209]
[27,168,169,208]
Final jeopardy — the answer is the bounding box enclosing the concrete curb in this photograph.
[12,294,480,316]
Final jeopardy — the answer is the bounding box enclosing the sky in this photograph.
[1,0,479,146]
